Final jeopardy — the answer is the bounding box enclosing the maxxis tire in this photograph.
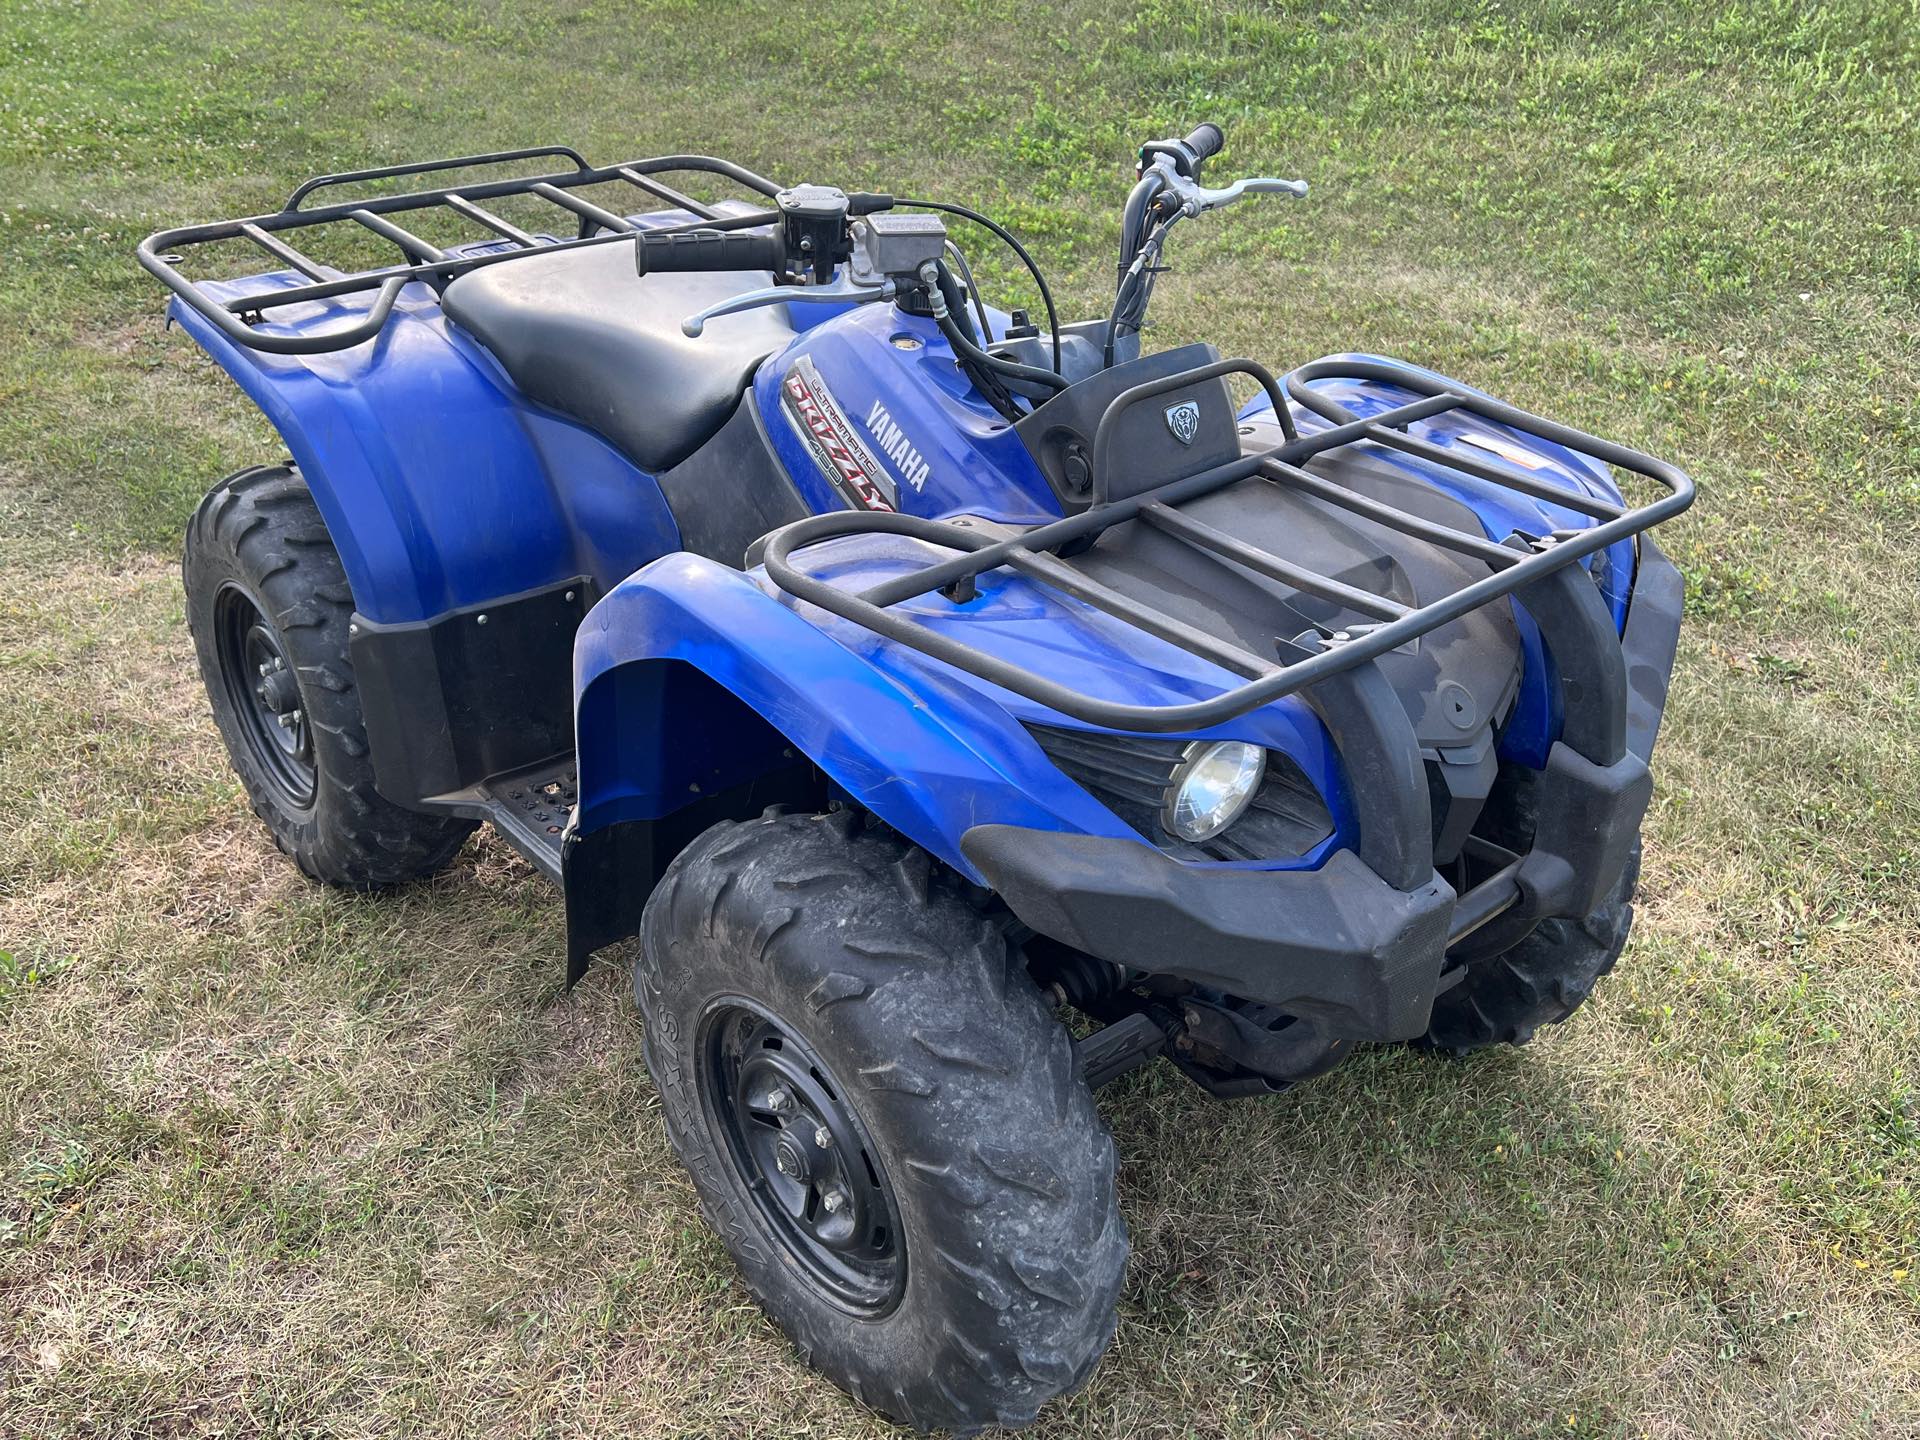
[635,810,1128,1434]
[183,465,475,887]
[1421,840,1641,1054]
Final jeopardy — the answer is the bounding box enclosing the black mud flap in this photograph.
[561,766,827,988]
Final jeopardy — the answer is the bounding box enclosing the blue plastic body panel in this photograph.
[573,542,1358,883]
[178,242,1642,884]
[753,303,1061,524]
[167,214,850,625]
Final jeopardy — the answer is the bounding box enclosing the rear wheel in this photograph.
[183,465,474,887]
[635,810,1127,1434]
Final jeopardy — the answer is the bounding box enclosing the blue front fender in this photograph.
[572,554,1141,880]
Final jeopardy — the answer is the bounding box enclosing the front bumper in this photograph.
[963,541,1683,1044]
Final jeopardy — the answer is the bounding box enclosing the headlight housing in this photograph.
[1025,725,1333,863]
[1162,741,1266,841]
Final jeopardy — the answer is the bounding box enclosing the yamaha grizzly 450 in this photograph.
[140,125,1691,1431]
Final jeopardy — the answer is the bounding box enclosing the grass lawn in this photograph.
[2,0,1916,1434]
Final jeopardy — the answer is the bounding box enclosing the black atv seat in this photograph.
[442,239,794,473]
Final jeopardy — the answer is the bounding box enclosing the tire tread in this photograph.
[635,814,1127,1434]
[1423,842,1640,1054]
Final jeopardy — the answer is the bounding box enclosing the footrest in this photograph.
[1075,1012,1167,1088]
[476,760,578,881]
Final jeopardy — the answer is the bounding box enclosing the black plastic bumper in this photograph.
[963,539,1683,1044]
[964,828,1457,1039]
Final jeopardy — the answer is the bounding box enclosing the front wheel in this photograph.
[635,811,1127,1434]
[1422,840,1641,1054]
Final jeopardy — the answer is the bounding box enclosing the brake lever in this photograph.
[1180,175,1310,212]
[1148,156,1309,217]
[681,270,895,338]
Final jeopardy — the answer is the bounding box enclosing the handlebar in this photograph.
[634,227,790,277]
[1109,121,1307,366]
[1135,119,1306,218]
[634,199,947,337]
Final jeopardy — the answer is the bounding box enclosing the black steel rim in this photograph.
[213,582,317,809]
[698,1000,906,1316]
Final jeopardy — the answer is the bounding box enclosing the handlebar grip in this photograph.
[634,228,788,277]
[1181,123,1225,164]
[1140,123,1227,179]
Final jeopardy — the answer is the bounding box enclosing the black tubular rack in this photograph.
[764,357,1694,734]
[136,147,784,355]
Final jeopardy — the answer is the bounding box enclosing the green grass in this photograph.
[1,0,1916,1434]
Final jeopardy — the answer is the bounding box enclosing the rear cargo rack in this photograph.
[762,357,1693,734]
[136,147,784,355]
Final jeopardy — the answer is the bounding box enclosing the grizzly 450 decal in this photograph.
[780,355,897,512]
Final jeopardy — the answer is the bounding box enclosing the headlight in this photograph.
[1162,741,1266,842]
[1023,724,1333,862]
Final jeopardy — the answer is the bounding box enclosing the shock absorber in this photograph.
[1047,949,1125,1012]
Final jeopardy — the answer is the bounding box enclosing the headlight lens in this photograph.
[1163,740,1267,842]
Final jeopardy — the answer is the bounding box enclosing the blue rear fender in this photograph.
[168,206,827,626]
[171,270,684,625]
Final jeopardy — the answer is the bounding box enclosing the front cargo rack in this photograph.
[762,357,1693,734]
[136,147,784,355]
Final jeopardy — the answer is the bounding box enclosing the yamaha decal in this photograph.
[863,398,932,493]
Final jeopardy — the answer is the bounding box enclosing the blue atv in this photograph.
[140,127,1691,1432]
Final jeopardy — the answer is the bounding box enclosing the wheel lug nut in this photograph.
[813,1126,831,1149]
[277,709,301,728]
[821,1189,846,1214]
[765,1086,792,1114]
[257,662,271,677]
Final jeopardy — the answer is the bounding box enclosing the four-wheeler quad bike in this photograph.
[139,125,1692,1433]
